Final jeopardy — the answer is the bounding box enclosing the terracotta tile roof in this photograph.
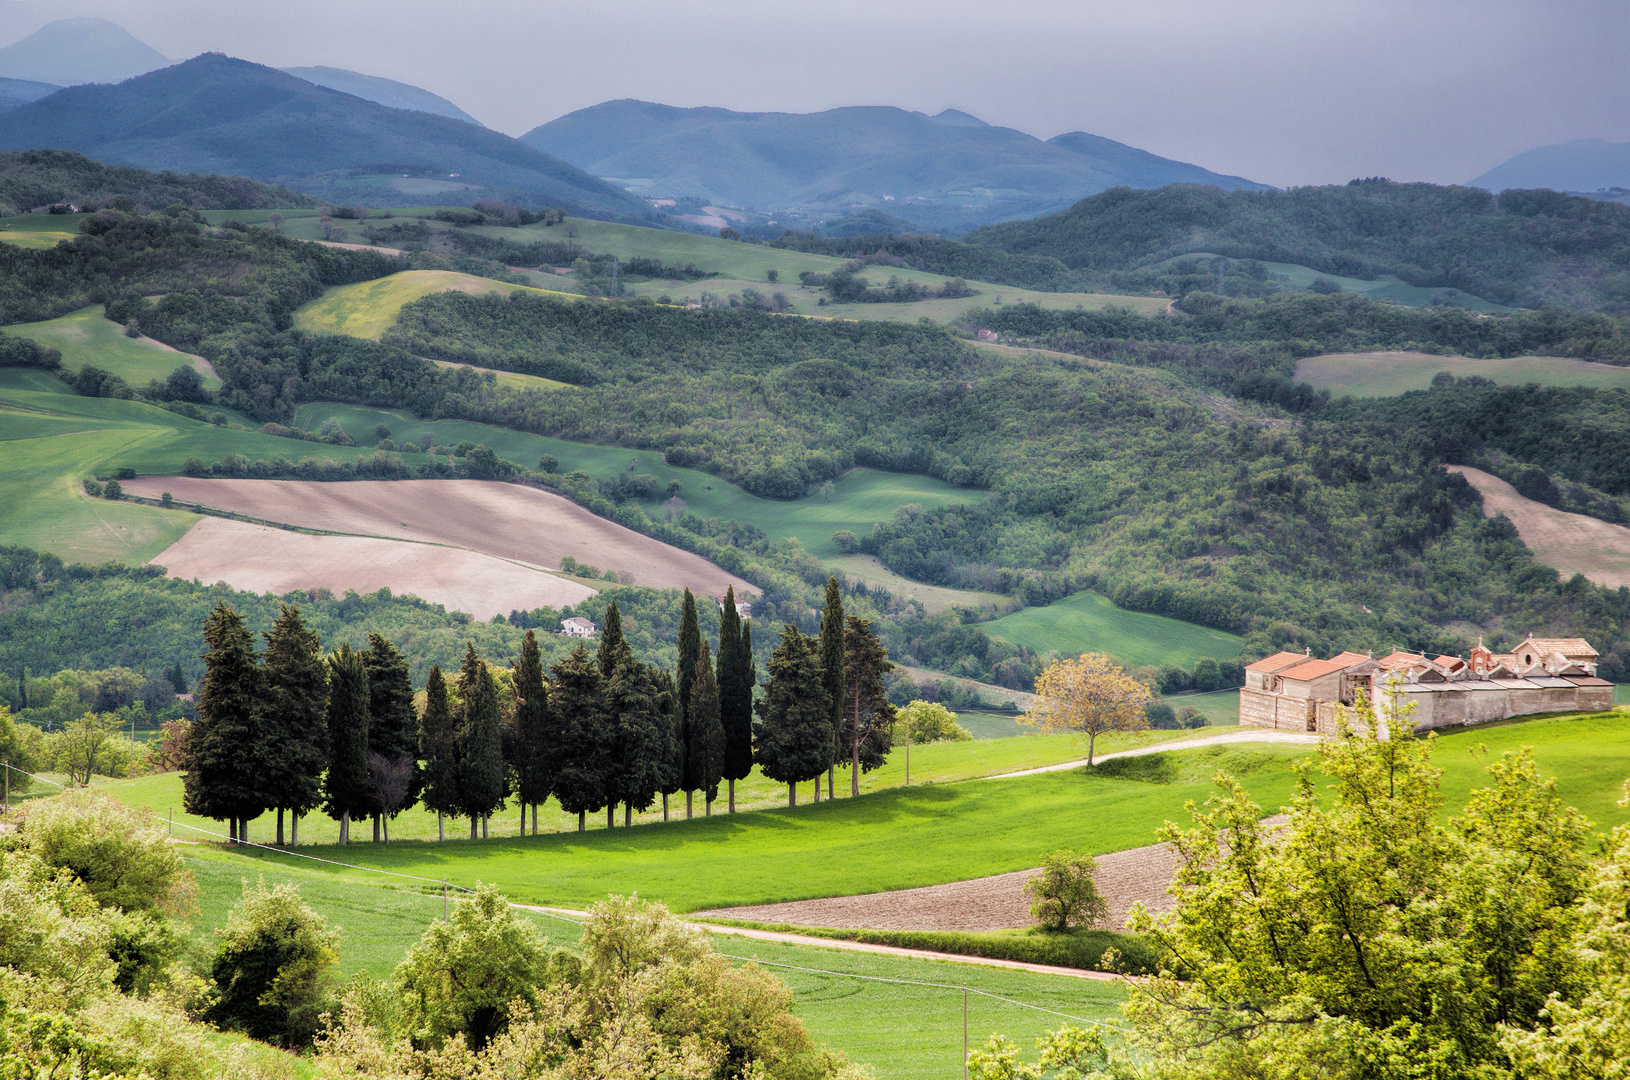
[1245,651,1308,673]
[1524,637,1598,657]
[1434,654,1465,667]
[1278,657,1351,681]
[1327,651,1372,667]
[1377,651,1429,670]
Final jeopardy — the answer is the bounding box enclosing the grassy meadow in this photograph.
[984,589,1247,667]
[292,269,579,338]
[1296,350,1630,398]
[6,305,222,389]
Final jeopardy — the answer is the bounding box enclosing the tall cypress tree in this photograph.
[841,615,897,797]
[654,667,682,820]
[166,659,188,696]
[685,640,726,816]
[717,588,754,813]
[819,578,846,799]
[184,603,270,844]
[418,665,459,842]
[674,589,701,812]
[550,645,609,832]
[753,624,832,807]
[597,600,630,678]
[607,657,669,826]
[595,600,634,827]
[511,630,556,837]
[260,605,327,846]
[363,633,419,842]
[321,644,371,845]
[456,643,504,840]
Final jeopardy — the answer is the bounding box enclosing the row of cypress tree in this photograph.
[183,579,897,841]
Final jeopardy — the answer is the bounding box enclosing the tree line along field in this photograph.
[984,589,1247,668]
[292,269,580,339]
[5,304,223,390]
[1296,349,1630,398]
[93,711,1630,914]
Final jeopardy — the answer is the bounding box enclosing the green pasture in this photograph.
[984,590,1247,668]
[290,401,981,562]
[0,370,408,564]
[1295,350,1630,398]
[429,357,570,391]
[1162,251,1514,313]
[177,848,1123,1080]
[6,305,221,389]
[292,269,579,338]
[0,211,87,249]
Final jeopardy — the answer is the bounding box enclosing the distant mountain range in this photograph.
[1470,138,1630,196]
[279,66,481,126]
[0,54,654,218]
[521,99,1268,232]
[0,18,170,85]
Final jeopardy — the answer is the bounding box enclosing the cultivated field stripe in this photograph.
[1450,465,1630,588]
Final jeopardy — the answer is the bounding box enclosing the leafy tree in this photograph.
[418,664,459,842]
[839,614,894,796]
[897,700,971,743]
[395,884,550,1051]
[1022,653,1150,765]
[206,879,338,1049]
[17,794,193,914]
[363,632,419,841]
[819,577,846,799]
[1024,850,1107,931]
[183,602,269,843]
[717,586,754,812]
[753,625,832,806]
[321,644,371,845]
[550,645,609,831]
[1122,706,1591,1077]
[456,643,504,839]
[510,629,556,836]
[683,640,725,816]
[260,604,327,846]
[53,712,122,786]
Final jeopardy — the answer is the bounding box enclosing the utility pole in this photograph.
[3,760,9,814]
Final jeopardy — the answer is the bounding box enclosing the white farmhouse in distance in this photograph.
[560,616,596,638]
[718,597,753,620]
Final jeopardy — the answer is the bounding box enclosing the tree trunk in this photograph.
[578,809,585,832]
[686,790,693,819]
[625,803,632,827]
[437,809,444,842]
[852,732,861,797]
[532,803,538,835]
[1088,731,1096,767]
[705,793,712,816]
[277,807,285,846]
[813,776,820,803]
[788,782,796,807]
[607,804,615,829]
[829,765,835,800]
[729,778,736,814]
[520,803,527,837]
[482,815,489,840]
[227,817,235,844]
[339,811,349,845]
[470,816,478,840]
[663,793,669,821]
[383,816,390,844]
[292,812,300,847]
[373,813,381,844]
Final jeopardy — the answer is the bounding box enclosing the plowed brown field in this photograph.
[1450,466,1630,588]
[152,517,595,618]
[126,477,756,600]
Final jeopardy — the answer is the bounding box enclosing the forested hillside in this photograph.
[0,148,317,214]
[969,180,1630,312]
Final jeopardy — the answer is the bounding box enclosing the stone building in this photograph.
[1240,636,1614,735]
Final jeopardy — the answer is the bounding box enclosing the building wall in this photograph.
[1244,682,1616,735]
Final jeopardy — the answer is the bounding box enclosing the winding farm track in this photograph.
[988,729,1319,779]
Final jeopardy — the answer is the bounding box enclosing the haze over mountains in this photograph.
[279,67,480,126]
[523,99,1268,232]
[1470,139,1630,198]
[0,18,169,85]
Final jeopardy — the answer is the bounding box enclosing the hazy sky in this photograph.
[1,0,1625,187]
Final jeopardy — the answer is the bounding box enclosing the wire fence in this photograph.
[1,760,1129,1073]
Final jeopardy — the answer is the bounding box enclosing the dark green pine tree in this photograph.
[321,644,371,845]
[183,603,271,844]
[595,600,634,829]
[363,633,419,842]
[456,643,505,840]
[842,615,897,797]
[510,630,556,837]
[685,640,726,816]
[260,604,328,846]
[418,665,459,842]
[597,599,631,679]
[717,587,754,813]
[674,589,702,814]
[549,645,610,832]
[654,667,682,820]
[166,659,188,696]
[753,624,833,807]
[606,657,670,826]
[819,577,846,799]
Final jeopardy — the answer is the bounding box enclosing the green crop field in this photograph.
[290,402,981,562]
[984,590,1247,668]
[1163,251,1515,313]
[6,305,222,389]
[293,269,581,338]
[0,211,87,249]
[175,848,1123,1080]
[0,370,408,564]
[428,357,570,391]
[1295,350,1630,398]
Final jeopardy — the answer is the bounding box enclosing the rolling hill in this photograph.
[968,179,1630,312]
[0,54,656,219]
[0,76,59,110]
[281,65,481,125]
[521,99,1266,232]
[0,17,170,85]
[0,149,316,213]
[1469,137,1630,195]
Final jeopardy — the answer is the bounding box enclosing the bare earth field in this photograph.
[1449,466,1630,588]
[123,477,756,598]
[151,517,595,618]
[692,840,1181,932]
